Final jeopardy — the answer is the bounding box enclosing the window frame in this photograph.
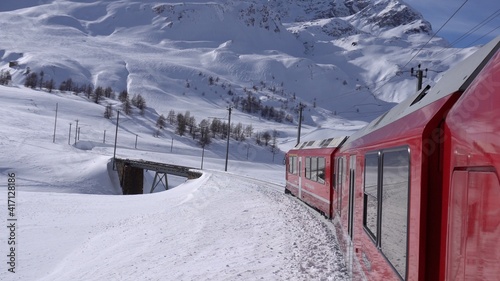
[318,157,326,184]
[304,156,326,184]
[335,156,345,215]
[362,146,410,280]
[288,155,298,175]
[363,152,380,241]
[380,148,410,280]
[305,157,312,179]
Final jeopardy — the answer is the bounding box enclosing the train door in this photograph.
[348,155,356,239]
[336,157,344,216]
[345,155,356,279]
[447,170,500,280]
[298,156,302,199]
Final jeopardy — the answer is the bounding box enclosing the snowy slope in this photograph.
[0,85,287,194]
[13,172,348,281]
[0,0,478,128]
[0,85,350,280]
[0,0,485,280]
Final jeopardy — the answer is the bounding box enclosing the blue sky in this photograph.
[405,0,499,47]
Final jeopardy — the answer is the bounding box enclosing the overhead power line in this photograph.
[439,25,500,63]
[447,8,500,48]
[366,0,469,100]
[302,0,498,115]
[464,24,500,47]
[402,0,469,69]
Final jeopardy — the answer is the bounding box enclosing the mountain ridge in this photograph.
[0,0,476,131]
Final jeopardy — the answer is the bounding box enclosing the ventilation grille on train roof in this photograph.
[294,136,348,149]
[320,138,334,147]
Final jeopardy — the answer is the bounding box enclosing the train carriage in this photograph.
[334,36,499,280]
[285,137,347,218]
[442,45,500,280]
[286,35,500,280]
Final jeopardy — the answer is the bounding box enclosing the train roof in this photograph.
[345,36,500,145]
[293,136,348,150]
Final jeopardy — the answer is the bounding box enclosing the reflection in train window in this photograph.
[288,155,297,174]
[381,149,409,280]
[311,157,318,182]
[363,153,379,240]
[336,157,345,214]
[335,157,344,191]
[305,157,312,179]
[363,148,409,280]
[305,157,326,184]
[318,157,326,184]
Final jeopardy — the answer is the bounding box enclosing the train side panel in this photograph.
[336,98,453,280]
[443,49,500,280]
[299,149,334,217]
[333,36,500,281]
[285,138,346,218]
[285,35,499,281]
[285,151,301,198]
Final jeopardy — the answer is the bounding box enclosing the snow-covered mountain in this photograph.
[0,1,489,279]
[0,0,477,130]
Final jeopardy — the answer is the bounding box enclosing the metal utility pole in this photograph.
[74,119,79,144]
[113,111,120,170]
[411,64,428,91]
[68,123,72,145]
[103,130,106,144]
[53,103,58,143]
[296,103,305,146]
[201,145,205,170]
[135,134,138,149]
[224,107,232,172]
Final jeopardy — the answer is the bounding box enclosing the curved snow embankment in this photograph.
[74,140,95,150]
[15,170,347,281]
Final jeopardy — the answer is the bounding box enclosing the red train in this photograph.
[285,36,500,280]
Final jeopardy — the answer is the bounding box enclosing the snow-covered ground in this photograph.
[0,0,485,279]
[0,85,349,280]
[13,171,348,281]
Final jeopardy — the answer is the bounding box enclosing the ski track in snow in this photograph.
[9,171,348,281]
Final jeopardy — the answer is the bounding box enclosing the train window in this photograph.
[288,156,297,174]
[311,157,318,182]
[297,157,302,177]
[293,156,298,174]
[363,153,379,240]
[381,149,409,280]
[305,157,311,179]
[334,158,341,191]
[363,148,409,280]
[336,157,345,215]
[303,157,326,184]
[318,157,326,184]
